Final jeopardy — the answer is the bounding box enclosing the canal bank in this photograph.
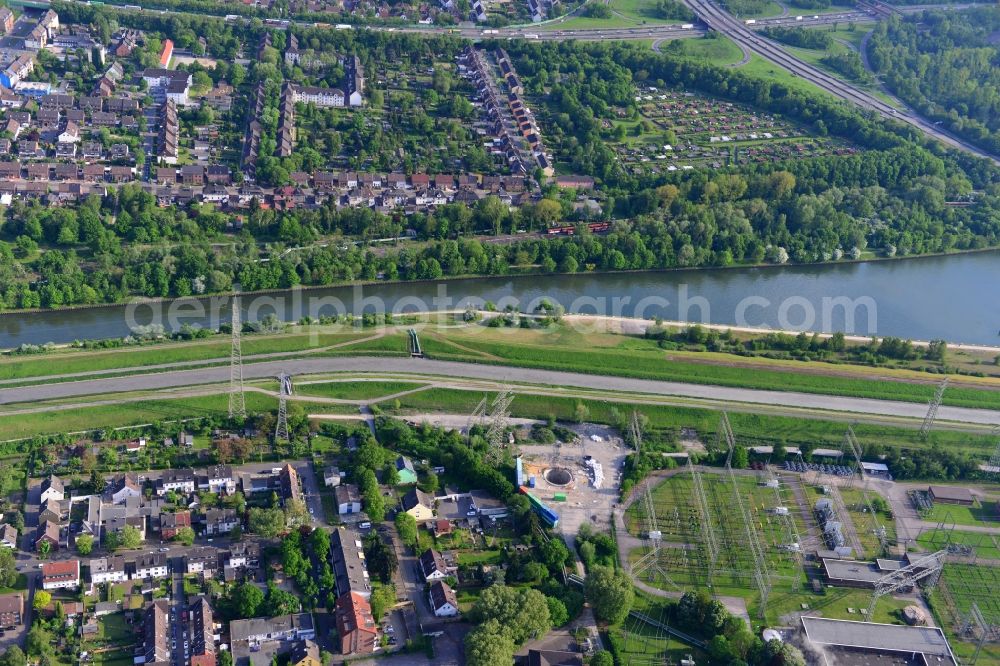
[1,249,998,348]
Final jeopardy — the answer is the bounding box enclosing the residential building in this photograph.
[229,613,315,644]
[143,600,170,665]
[39,497,65,524]
[89,556,128,584]
[0,524,16,549]
[428,581,459,617]
[160,511,191,540]
[185,547,218,575]
[525,650,585,666]
[159,38,173,68]
[142,68,191,104]
[330,528,371,599]
[189,596,216,666]
[290,84,344,108]
[289,639,321,666]
[0,8,14,34]
[280,463,301,503]
[0,594,22,628]
[345,54,364,107]
[58,121,80,144]
[335,592,377,655]
[158,469,196,495]
[41,559,79,590]
[334,484,362,515]
[401,488,434,522]
[35,520,60,552]
[201,465,235,494]
[39,474,65,502]
[204,508,239,536]
[324,467,343,487]
[418,549,452,582]
[1,54,34,89]
[131,552,169,580]
[109,473,142,504]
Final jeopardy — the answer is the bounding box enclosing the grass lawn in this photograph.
[295,380,428,401]
[94,612,136,646]
[738,56,829,96]
[456,550,503,566]
[90,649,136,666]
[0,329,372,382]
[662,35,745,65]
[916,529,1000,560]
[0,392,277,441]
[925,500,1000,528]
[0,574,28,594]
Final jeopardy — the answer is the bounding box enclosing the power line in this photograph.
[844,425,889,554]
[865,549,946,619]
[228,295,246,421]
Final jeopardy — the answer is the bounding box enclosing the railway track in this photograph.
[683,0,999,163]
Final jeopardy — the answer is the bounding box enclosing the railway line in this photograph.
[682,0,999,163]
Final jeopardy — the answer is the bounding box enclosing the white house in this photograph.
[41,560,80,591]
[110,474,142,505]
[428,581,459,617]
[89,556,128,585]
[39,475,65,503]
[418,549,450,582]
[335,484,362,515]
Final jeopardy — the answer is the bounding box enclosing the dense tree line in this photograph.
[868,9,1000,156]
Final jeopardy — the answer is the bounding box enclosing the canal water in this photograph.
[1,251,998,348]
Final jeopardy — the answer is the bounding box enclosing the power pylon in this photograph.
[275,373,292,442]
[865,549,946,619]
[959,603,991,666]
[484,387,513,466]
[467,395,488,441]
[719,412,771,618]
[919,377,949,439]
[988,427,1000,481]
[228,296,246,420]
[844,425,889,554]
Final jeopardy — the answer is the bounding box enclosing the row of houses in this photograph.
[328,529,379,656]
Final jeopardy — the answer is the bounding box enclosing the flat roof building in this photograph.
[928,485,974,505]
[801,616,957,666]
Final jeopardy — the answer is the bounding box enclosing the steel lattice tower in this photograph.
[275,373,292,442]
[919,377,949,439]
[228,296,246,420]
[484,387,513,466]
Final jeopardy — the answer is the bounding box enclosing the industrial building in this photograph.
[801,616,957,666]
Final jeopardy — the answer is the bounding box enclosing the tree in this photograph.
[37,540,51,559]
[589,652,614,666]
[546,596,569,626]
[363,533,397,583]
[248,507,285,537]
[174,527,196,546]
[0,548,15,588]
[470,585,551,644]
[232,582,264,618]
[465,619,517,666]
[72,531,95,556]
[119,524,142,549]
[585,566,633,625]
[263,584,301,616]
[730,445,749,470]
[394,512,418,549]
[32,591,51,611]
[369,584,395,619]
[25,625,50,658]
[218,652,233,666]
[0,646,27,666]
[283,499,310,528]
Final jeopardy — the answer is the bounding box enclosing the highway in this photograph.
[679,0,999,162]
[3,356,1000,426]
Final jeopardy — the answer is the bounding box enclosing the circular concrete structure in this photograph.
[544,467,573,486]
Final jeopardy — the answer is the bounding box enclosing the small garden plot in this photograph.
[294,58,503,174]
[612,89,853,174]
[626,472,805,594]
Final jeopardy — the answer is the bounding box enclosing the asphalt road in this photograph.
[5,356,1000,426]
[680,0,999,163]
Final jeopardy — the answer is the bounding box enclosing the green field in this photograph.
[294,380,428,401]
[409,328,1000,411]
[917,529,1000,560]
[662,35,746,65]
[0,329,373,382]
[925,501,1000,528]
